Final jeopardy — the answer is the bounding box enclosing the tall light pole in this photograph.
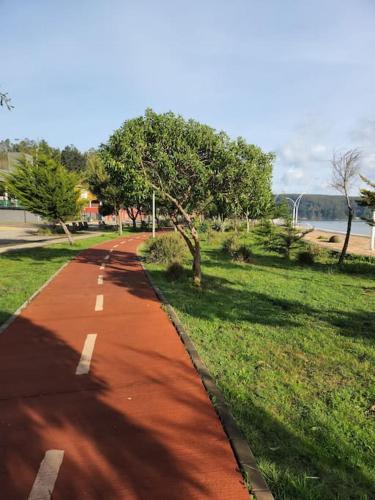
[294,193,304,227]
[152,191,156,238]
[371,210,375,251]
[285,197,296,226]
[286,194,304,227]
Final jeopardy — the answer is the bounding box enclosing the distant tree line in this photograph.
[0,138,87,173]
[276,194,371,220]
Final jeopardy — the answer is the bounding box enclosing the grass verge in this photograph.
[143,231,375,500]
[0,232,122,326]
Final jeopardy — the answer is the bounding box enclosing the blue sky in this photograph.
[1,0,374,194]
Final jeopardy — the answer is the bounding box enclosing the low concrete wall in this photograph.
[0,208,41,225]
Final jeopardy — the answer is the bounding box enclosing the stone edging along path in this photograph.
[139,258,274,500]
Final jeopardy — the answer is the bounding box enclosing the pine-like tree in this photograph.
[6,153,82,244]
[358,175,375,226]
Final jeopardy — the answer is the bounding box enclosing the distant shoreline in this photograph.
[306,227,370,240]
[304,229,374,257]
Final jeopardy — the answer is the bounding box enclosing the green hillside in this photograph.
[276,194,370,220]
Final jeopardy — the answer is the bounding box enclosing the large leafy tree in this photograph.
[5,153,82,244]
[215,138,274,229]
[102,109,231,285]
[102,109,273,285]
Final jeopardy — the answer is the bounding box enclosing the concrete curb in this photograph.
[139,259,274,500]
[0,262,69,335]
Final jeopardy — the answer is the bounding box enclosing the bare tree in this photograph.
[331,149,361,265]
[0,90,13,110]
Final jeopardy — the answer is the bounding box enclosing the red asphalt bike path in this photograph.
[0,235,249,499]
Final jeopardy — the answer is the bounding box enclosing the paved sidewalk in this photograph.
[0,235,248,499]
[0,229,104,254]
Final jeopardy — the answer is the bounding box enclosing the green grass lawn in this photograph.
[144,232,375,499]
[0,232,122,326]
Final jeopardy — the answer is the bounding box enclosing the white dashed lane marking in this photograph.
[104,255,110,261]
[95,294,104,312]
[100,263,105,270]
[28,450,64,500]
[97,275,103,285]
[75,334,97,375]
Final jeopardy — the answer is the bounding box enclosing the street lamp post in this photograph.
[294,193,304,227]
[286,194,304,227]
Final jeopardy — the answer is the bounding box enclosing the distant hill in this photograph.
[276,194,370,221]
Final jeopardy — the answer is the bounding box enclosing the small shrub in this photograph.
[212,220,227,232]
[222,235,240,257]
[235,244,254,263]
[145,233,186,264]
[166,261,185,281]
[329,235,341,243]
[222,236,253,263]
[297,250,315,265]
[36,225,64,236]
[198,221,210,233]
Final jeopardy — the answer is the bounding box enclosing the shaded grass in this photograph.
[144,232,375,499]
[0,232,121,326]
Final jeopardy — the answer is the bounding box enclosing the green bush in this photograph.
[36,225,64,236]
[222,236,253,263]
[198,221,210,233]
[297,250,315,265]
[166,261,185,280]
[212,220,228,232]
[222,234,241,257]
[145,233,187,264]
[235,244,254,263]
[329,235,341,243]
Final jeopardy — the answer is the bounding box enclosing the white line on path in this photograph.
[113,244,119,248]
[100,263,105,270]
[97,275,104,285]
[95,294,103,311]
[75,334,97,375]
[109,249,113,253]
[104,255,110,260]
[28,450,64,500]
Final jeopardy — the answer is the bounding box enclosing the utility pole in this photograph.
[152,191,156,238]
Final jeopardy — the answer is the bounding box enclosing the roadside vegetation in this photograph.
[2,109,375,498]
[0,233,120,326]
[143,228,375,499]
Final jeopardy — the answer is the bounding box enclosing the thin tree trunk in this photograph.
[192,242,202,286]
[190,226,202,286]
[60,220,74,245]
[172,220,202,286]
[117,210,123,235]
[339,207,353,265]
[246,212,250,233]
